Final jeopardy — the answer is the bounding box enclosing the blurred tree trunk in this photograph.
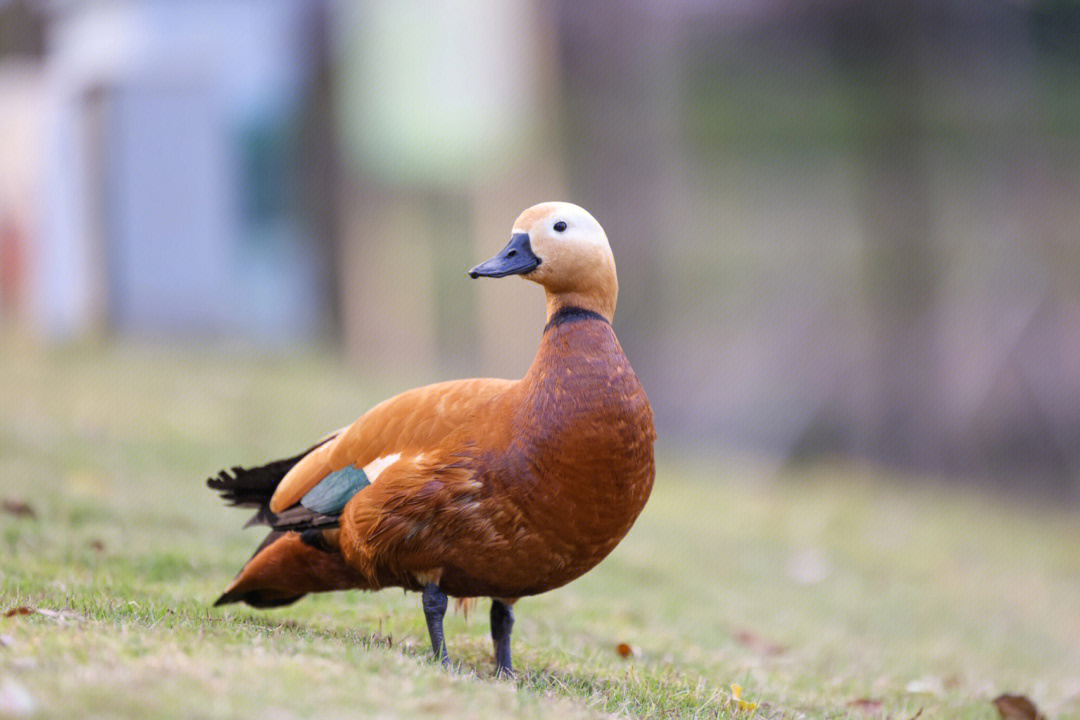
[292,0,341,337]
[336,180,438,372]
[554,0,681,388]
[829,0,944,470]
[0,0,46,58]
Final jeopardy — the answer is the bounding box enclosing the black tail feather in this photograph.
[206,442,327,508]
[206,437,335,528]
[209,440,348,610]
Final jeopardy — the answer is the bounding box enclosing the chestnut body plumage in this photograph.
[208,202,655,675]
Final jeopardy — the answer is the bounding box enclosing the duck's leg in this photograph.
[490,598,515,677]
[422,583,450,665]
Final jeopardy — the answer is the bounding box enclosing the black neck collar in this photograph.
[544,306,610,333]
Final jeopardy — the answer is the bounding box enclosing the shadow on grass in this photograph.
[5,587,767,720]
[203,609,399,651]
[205,609,744,718]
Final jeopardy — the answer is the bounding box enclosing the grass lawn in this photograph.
[2,336,1079,719]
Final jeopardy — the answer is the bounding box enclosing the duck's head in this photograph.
[469,202,618,322]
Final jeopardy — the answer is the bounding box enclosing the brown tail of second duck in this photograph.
[207,438,367,607]
[213,530,367,607]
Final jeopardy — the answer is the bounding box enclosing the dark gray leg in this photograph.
[422,583,449,665]
[490,599,515,676]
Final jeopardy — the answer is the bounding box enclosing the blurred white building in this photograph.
[0,0,330,340]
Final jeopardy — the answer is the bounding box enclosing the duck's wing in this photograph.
[206,429,343,529]
[268,377,515,515]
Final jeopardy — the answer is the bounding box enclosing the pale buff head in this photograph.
[469,202,618,322]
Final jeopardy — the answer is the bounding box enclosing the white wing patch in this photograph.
[363,452,401,483]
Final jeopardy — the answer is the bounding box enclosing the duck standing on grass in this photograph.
[208,202,656,676]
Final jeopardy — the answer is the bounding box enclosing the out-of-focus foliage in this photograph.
[1,0,1078,492]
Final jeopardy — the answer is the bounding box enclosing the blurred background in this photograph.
[2,0,1079,497]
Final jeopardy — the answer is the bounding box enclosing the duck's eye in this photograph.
[554,221,567,232]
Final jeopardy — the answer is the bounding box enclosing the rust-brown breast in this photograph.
[437,316,656,597]
[336,315,655,599]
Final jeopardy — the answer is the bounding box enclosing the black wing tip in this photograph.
[213,592,238,607]
[243,507,274,528]
[212,590,305,609]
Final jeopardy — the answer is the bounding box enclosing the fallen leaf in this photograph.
[993,694,1045,720]
[4,607,35,617]
[848,697,883,714]
[1,499,35,519]
[88,539,106,552]
[733,628,787,656]
[727,684,759,713]
[615,642,640,659]
[3,607,80,624]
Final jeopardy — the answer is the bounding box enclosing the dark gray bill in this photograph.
[468,233,541,279]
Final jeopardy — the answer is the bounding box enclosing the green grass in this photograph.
[2,336,1079,719]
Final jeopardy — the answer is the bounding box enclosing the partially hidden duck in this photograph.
[208,202,656,675]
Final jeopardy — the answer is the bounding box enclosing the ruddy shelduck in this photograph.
[208,202,656,676]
